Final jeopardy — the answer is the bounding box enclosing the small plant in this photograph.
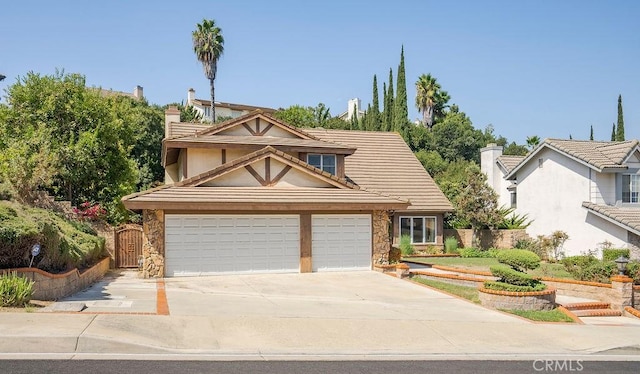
[484,249,546,292]
[399,235,414,256]
[72,202,106,221]
[496,206,533,229]
[602,248,630,262]
[458,247,496,258]
[0,271,34,307]
[444,236,459,254]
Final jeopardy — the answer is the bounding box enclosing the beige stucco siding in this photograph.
[187,148,222,178]
[165,163,178,184]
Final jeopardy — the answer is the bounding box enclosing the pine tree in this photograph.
[370,74,380,131]
[393,46,409,140]
[611,123,616,141]
[616,94,625,141]
[384,68,394,132]
[590,125,594,141]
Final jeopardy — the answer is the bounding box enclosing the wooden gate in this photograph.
[115,225,143,268]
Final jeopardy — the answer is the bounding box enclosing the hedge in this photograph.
[495,249,541,271]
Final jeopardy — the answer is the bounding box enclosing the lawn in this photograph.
[406,256,574,279]
[501,309,575,323]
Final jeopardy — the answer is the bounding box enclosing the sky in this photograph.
[2,0,639,144]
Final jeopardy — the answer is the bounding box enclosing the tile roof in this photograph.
[305,129,453,212]
[497,155,525,173]
[192,99,275,113]
[506,139,639,179]
[165,134,356,154]
[122,186,409,211]
[582,202,640,235]
[167,122,212,138]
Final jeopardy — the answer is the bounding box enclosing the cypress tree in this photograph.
[371,74,380,131]
[350,103,359,130]
[385,68,394,132]
[382,81,387,130]
[590,125,594,141]
[616,94,625,141]
[393,45,410,140]
[611,123,616,141]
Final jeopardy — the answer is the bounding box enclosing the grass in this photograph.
[412,277,480,304]
[406,256,574,279]
[500,308,575,323]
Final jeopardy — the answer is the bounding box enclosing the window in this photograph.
[400,216,436,244]
[510,191,517,208]
[307,154,336,175]
[622,174,639,203]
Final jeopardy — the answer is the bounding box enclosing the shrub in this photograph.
[578,262,617,283]
[514,237,536,251]
[458,247,496,258]
[489,264,537,287]
[0,271,34,307]
[602,248,630,262]
[399,235,414,256]
[444,236,459,254]
[626,261,640,284]
[483,281,547,293]
[495,249,541,272]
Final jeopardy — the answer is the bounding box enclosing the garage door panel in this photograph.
[165,215,300,276]
[312,214,372,272]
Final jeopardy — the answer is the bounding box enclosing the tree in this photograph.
[273,105,314,128]
[590,125,594,141]
[611,123,616,141]
[312,103,331,128]
[192,19,224,122]
[393,46,410,139]
[370,74,380,131]
[431,110,485,163]
[384,68,394,132]
[415,73,449,129]
[455,167,501,248]
[502,142,529,156]
[350,103,360,130]
[526,135,540,149]
[0,74,5,81]
[616,94,625,141]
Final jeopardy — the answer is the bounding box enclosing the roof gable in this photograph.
[194,111,320,140]
[177,146,356,190]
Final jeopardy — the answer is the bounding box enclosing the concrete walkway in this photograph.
[1,271,640,360]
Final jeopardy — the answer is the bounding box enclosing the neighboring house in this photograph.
[337,98,365,122]
[186,88,275,121]
[123,107,452,277]
[481,140,640,259]
[97,85,144,100]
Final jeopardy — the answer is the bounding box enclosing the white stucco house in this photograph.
[186,88,275,121]
[337,98,365,122]
[481,139,640,259]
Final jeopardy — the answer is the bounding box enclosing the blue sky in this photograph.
[2,0,639,144]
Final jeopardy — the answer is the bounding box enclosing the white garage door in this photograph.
[312,214,372,272]
[165,214,300,276]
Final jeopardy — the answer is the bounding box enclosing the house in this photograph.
[186,88,275,121]
[122,107,452,277]
[337,98,365,122]
[97,85,144,100]
[481,140,640,259]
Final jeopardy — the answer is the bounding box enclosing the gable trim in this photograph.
[583,203,640,236]
[194,111,320,140]
[506,142,601,180]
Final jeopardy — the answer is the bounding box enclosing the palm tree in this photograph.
[526,135,541,149]
[0,74,5,82]
[192,19,224,122]
[415,74,448,129]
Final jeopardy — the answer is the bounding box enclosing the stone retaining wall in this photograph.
[478,287,556,311]
[1,257,111,300]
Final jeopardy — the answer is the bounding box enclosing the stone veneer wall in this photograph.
[372,210,391,265]
[629,232,640,260]
[478,287,556,311]
[1,257,110,300]
[142,209,165,278]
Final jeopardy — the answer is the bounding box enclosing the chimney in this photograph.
[187,88,195,106]
[347,98,361,120]
[480,143,503,192]
[133,85,144,100]
[165,105,181,138]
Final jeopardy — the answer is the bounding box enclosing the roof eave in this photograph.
[582,203,640,236]
[122,200,409,211]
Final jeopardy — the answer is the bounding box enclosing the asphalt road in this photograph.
[1,360,639,374]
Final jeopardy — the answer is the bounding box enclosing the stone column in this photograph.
[372,210,391,265]
[142,209,165,278]
[610,275,634,311]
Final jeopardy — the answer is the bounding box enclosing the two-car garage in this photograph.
[164,214,372,276]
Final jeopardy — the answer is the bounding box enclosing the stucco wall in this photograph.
[515,148,627,257]
[187,148,223,177]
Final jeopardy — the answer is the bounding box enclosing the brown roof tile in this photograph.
[305,129,453,212]
[582,202,640,235]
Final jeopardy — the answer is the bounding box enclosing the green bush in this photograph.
[489,264,537,287]
[577,262,617,283]
[626,261,640,284]
[399,235,414,256]
[495,249,541,272]
[602,248,630,262]
[459,247,496,258]
[0,271,34,307]
[483,281,547,293]
[444,237,459,254]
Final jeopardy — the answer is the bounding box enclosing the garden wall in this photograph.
[1,257,111,300]
[444,229,529,249]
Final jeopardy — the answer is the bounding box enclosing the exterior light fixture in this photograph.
[614,256,629,276]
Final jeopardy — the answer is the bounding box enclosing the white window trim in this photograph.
[399,216,437,244]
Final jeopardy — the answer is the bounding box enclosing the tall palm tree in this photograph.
[415,74,448,129]
[192,19,224,122]
[526,135,541,149]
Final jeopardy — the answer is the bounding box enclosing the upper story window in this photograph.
[622,174,639,203]
[307,154,336,175]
